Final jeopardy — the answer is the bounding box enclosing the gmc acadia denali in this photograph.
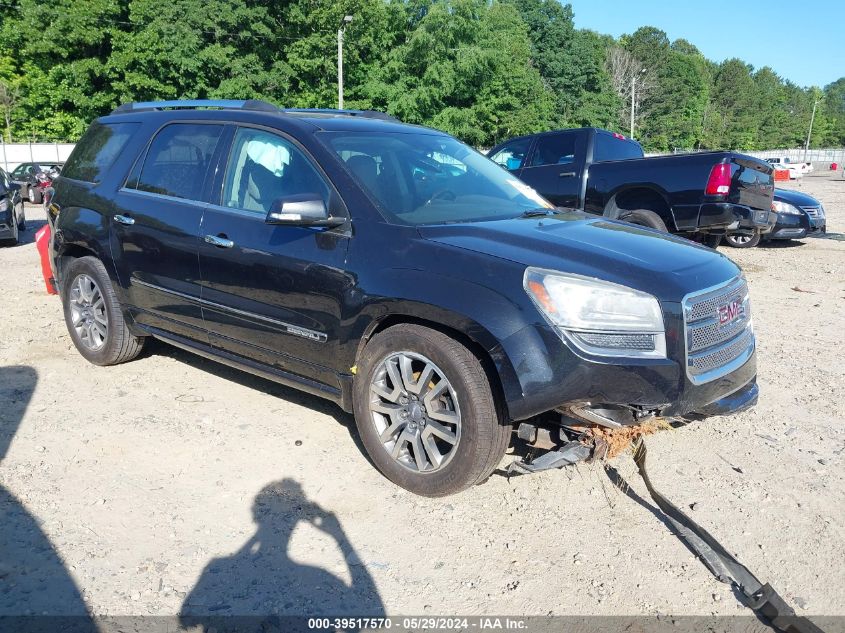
[48,101,758,496]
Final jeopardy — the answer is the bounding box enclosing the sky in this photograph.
[566,0,845,88]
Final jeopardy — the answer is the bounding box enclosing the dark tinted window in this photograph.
[489,138,532,171]
[593,133,644,162]
[528,133,578,167]
[63,123,139,183]
[130,123,222,200]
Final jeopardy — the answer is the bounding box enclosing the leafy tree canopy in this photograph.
[0,0,841,150]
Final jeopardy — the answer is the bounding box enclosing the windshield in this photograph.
[319,131,552,225]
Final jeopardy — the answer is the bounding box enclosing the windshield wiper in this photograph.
[520,208,556,218]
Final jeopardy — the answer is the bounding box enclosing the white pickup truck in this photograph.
[765,157,812,179]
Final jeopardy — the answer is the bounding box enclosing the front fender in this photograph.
[340,268,532,410]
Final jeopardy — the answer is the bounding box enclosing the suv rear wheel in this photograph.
[61,256,145,365]
[353,324,510,496]
[1,208,20,246]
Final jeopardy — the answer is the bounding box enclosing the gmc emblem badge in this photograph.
[717,299,744,326]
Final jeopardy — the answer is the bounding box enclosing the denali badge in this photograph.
[717,299,744,326]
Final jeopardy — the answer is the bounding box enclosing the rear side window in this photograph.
[127,123,223,201]
[62,122,139,183]
[528,132,578,167]
[593,133,644,162]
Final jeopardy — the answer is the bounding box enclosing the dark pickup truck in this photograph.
[488,128,775,244]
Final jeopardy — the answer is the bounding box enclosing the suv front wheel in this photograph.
[354,324,511,496]
[61,256,145,365]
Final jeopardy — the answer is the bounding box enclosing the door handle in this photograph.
[113,214,135,225]
[559,171,576,178]
[204,234,234,249]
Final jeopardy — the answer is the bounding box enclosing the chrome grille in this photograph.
[800,205,822,218]
[683,277,755,384]
[689,328,754,374]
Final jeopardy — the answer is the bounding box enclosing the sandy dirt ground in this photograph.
[0,175,843,624]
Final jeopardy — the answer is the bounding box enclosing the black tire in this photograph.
[618,208,668,232]
[1,211,19,246]
[353,324,511,497]
[701,233,722,248]
[61,256,145,366]
[724,232,761,249]
[17,203,26,230]
[29,187,42,204]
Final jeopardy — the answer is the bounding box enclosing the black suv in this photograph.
[49,100,758,496]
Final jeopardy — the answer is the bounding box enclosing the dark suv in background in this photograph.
[49,100,758,496]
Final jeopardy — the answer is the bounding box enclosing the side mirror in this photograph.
[506,156,522,171]
[265,194,344,227]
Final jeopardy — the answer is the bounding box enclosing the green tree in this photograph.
[822,78,845,145]
[109,0,281,104]
[505,0,615,128]
[1,0,128,140]
[364,0,554,146]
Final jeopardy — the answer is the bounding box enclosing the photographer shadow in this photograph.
[1,365,94,631]
[180,479,384,631]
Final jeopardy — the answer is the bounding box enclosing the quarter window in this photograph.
[129,123,223,200]
[222,127,330,213]
[63,123,139,183]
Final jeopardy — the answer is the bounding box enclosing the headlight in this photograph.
[524,268,666,358]
[772,200,802,215]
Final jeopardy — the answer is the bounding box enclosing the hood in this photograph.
[773,188,820,208]
[418,211,741,302]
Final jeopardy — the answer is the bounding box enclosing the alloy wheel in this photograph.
[727,234,753,245]
[369,351,461,473]
[68,274,108,350]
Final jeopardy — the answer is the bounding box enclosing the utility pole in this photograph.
[337,15,353,110]
[630,68,646,139]
[803,97,820,163]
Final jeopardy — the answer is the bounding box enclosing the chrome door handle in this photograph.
[204,234,234,248]
[113,214,135,225]
[559,171,576,178]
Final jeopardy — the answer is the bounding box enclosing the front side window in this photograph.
[320,132,552,226]
[489,138,532,171]
[221,127,330,213]
[528,133,578,168]
[63,123,139,183]
[129,123,222,200]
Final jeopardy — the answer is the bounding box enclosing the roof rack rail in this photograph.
[281,108,399,122]
[111,99,279,114]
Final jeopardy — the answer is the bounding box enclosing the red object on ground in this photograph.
[831,162,839,171]
[773,168,790,181]
[35,224,57,295]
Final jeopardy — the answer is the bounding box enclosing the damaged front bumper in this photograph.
[495,319,758,424]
